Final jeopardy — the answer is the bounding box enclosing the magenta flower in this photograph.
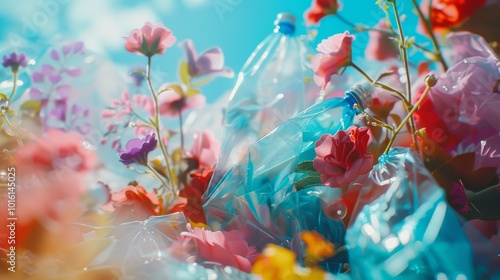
[180,224,258,273]
[2,52,28,72]
[365,20,399,61]
[124,22,176,57]
[450,181,470,214]
[180,39,234,79]
[188,130,221,168]
[118,133,157,166]
[312,32,354,89]
[313,126,374,187]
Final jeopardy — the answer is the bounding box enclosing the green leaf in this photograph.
[294,176,323,191]
[178,60,190,85]
[295,160,319,176]
[0,92,8,101]
[167,84,185,96]
[20,100,41,113]
[185,88,201,97]
[190,77,213,87]
[406,36,415,49]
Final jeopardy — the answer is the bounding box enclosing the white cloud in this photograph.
[67,0,162,54]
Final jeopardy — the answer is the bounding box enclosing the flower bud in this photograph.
[425,74,438,87]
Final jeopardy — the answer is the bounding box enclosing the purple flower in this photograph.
[129,66,146,87]
[180,39,234,79]
[118,133,157,166]
[2,52,28,72]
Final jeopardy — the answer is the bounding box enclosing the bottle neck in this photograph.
[273,12,296,36]
[344,83,373,111]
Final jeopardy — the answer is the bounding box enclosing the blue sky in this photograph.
[0,0,422,102]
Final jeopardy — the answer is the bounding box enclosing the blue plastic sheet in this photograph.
[346,148,474,279]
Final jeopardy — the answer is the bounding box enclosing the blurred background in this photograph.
[0,0,420,102]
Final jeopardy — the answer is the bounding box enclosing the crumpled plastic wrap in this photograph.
[346,148,474,279]
[203,94,361,265]
[430,34,500,137]
[79,213,256,279]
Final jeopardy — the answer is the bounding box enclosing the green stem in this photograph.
[178,111,185,155]
[390,0,418,153]
[335,14,356,29]
[146,56,175,188]
[0,110,23,147]
[8,72,18,101]
[350,62,408,103]
[178,110,185,183]
[146,162,173,196]
[384,83,431,154]
[410,0,448,71]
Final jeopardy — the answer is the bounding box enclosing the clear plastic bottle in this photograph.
[213,12,308,187]
[203,83,373,246]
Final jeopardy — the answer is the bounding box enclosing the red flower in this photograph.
[413,82,461,151]
[108,185,162,224]
[304,0,341,26]
[420,0,487,31]
[312,32,354,89]
[176,168,214,224]
[313,126,374,187]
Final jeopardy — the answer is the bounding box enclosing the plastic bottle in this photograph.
[213,12,308,188]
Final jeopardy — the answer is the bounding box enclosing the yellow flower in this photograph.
[252,244,296,280]
[252,243,330,280]
[301,231,335,265]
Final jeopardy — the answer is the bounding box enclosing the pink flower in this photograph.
[124,22,177,57]
[180,224,258,273]
[149,84,205,117]
[312,32,354,89]
[14,129,97,174]
[188,130,221,168]
[180,39,234,79]
[304,0,341,26]
[313,126,374,187]
[365,20,399,61]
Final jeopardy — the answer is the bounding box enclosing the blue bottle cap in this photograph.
[274,12,296,35]
[346,82,373,109]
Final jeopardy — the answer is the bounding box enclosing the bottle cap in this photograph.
[346,82,373,109]
[274,13,296,35]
